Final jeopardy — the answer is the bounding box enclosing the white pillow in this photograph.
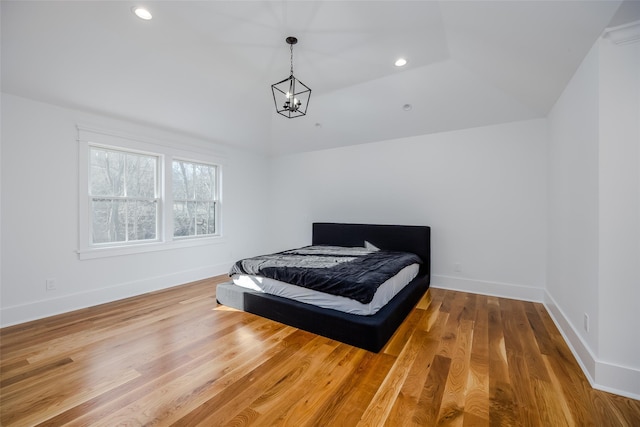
[364,241,380,251]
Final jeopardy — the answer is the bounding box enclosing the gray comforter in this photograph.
[229,245,422,304]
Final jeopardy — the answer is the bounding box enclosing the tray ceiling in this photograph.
[1,1,631,154]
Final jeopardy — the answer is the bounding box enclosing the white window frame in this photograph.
[77,125,225,260]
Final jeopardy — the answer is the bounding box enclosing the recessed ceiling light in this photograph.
[395,58,407,67]
[403,104,412,111]
[133,7,152,20]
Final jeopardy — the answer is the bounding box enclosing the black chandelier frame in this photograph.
[271,36,312,118]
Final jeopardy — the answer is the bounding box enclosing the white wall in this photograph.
[0,93,271,326]
[597,32,640,389]
[269,119,548,301]
[546,44,601,366]
[546,25,640,399]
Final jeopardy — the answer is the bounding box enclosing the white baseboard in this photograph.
[544,291,640,400]
[0,263,230,328]
[430,274,545,302]
[594,362,640,400]
[542,292,598,381]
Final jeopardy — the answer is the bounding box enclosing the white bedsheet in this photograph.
[231,263,419,315]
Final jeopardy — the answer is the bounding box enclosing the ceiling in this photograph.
[1,1,636,155]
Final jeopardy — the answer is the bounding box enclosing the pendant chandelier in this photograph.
[271,36,311,118]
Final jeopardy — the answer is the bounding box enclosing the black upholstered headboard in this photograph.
[312,222,431,278]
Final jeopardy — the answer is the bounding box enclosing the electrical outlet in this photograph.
[46,278,57,291]
[584,313,590,333]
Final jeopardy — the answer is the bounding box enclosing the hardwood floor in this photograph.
[1,276,639,426]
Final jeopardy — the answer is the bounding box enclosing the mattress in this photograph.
[231,262,419,315]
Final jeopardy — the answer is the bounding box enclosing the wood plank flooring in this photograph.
[1,275,639,426]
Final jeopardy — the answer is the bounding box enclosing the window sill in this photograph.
[77,235,226,260]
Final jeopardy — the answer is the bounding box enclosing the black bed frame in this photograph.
[215,222,431,352]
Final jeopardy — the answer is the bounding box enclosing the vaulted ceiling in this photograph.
[2,1,636,154]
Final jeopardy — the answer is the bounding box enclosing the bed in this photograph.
[216,222,431,352]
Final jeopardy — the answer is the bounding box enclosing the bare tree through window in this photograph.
[89,147,158,244]
[173,160,218,238]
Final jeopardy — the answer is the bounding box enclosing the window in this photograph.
[172,160,218,238]
[89,147,160,245]
[77,126,224,259]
